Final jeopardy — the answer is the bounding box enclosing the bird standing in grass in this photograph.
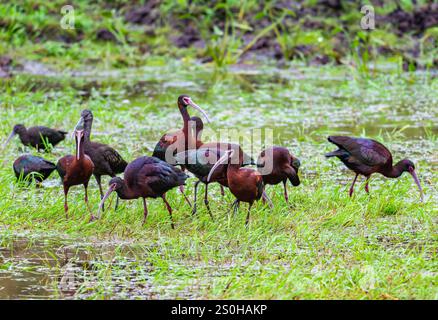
[56,124,94,218]
[257,146,301,203]
[153,95,210,207]
[13,154,57,184]
[207,149,264,225]
[98,156,188,229]
[175,116,255,217]
[78,109,127,210]
[4,124,67,151]
[325,136,424,200]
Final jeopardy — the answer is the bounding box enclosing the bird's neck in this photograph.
[83,118,92,142]
[115,183,137,199]
[17,130,29,144]
[384,160,405,178]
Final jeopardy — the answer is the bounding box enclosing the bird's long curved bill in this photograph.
[207,150,233,182]
[3,131,15,149]
[188,99,211,123]
[409,170,424,202]
[71,117,84,139]
[75,130,83,161]
[98,185,116,219]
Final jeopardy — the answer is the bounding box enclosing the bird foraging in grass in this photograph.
[325,136,424,201]
[13,154,56,185]
[98,156,188,229]
[4,124,67,152]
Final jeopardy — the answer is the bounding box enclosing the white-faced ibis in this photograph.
[56,126,94,218]
[207,149,264,225]
[97,156,188,229]
[325,136,424,201]
[13,154,56,184]
[4,124,67,151]
[175,116,255,217]
[257,146,301,203]
[78,110,128,209]
[152,95,210,164]
[152,95,210,207]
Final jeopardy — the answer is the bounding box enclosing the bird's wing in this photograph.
[101,146,127,173]
[328,136,391,166]
[137,162,186,194]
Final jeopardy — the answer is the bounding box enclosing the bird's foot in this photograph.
[89,215,98,222]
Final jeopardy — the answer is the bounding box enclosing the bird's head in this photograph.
[97,177,124,219]
[3,124,26,149]
[80,109,93,122]
[399,159,423,202]
[74,129,85,160]
[13,124,26,134]
[177,95,210,123]
[108,177,124,191]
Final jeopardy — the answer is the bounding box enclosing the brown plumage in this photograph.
[98,156,188,229]
[257,146,300,203]
[4,124,67,151]
[326,136,423,200]
[78,110,127,209]
[207,149,264,225]
[56,128,94,218]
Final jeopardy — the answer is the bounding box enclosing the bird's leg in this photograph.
[228,199,238,216]
[63,186,69,219]
[204,183,214,220]
[262,191,273,209]
[233,200,240,216]
[192,181,200,216]
[220,185,225,197]
[162,194,175,229]
[245,203,253,226]
[84,184,94,221]
[365,176,370,194]
[349,173,359,197]
[95,175,105,212]
[142,198,149,226]
[283,180,289,203]
[179,185,192,208]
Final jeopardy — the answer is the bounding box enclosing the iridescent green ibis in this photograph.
[325,136,424,201]
[98,156,188,229]
[257,146,300,203]
[207,149,264,225]
[13,154,56,184]
[4,124,67,151]
[77,110,128,210]
[56,126,94,218]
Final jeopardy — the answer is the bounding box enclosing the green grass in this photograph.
[0,61,436,299]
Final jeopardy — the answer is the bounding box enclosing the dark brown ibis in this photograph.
[97,156,188,229]
[152,96,210,207]
[207,149,264,225]
[13,154,56,184]
[56,125,94,218]
[152,95,210,163]
[325,136,424,200]
[4,124,67,151]
[257,146,301,203]
[78,110,128,210]
[175,116,255,217]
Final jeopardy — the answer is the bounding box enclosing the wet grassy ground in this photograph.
[0,60,437,299]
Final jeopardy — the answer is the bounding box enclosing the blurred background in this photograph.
[0,0,437,75]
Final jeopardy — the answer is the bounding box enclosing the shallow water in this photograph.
[1,61,437,299]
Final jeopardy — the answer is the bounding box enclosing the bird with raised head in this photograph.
[56,123,94,218]
[76,109,128,210]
